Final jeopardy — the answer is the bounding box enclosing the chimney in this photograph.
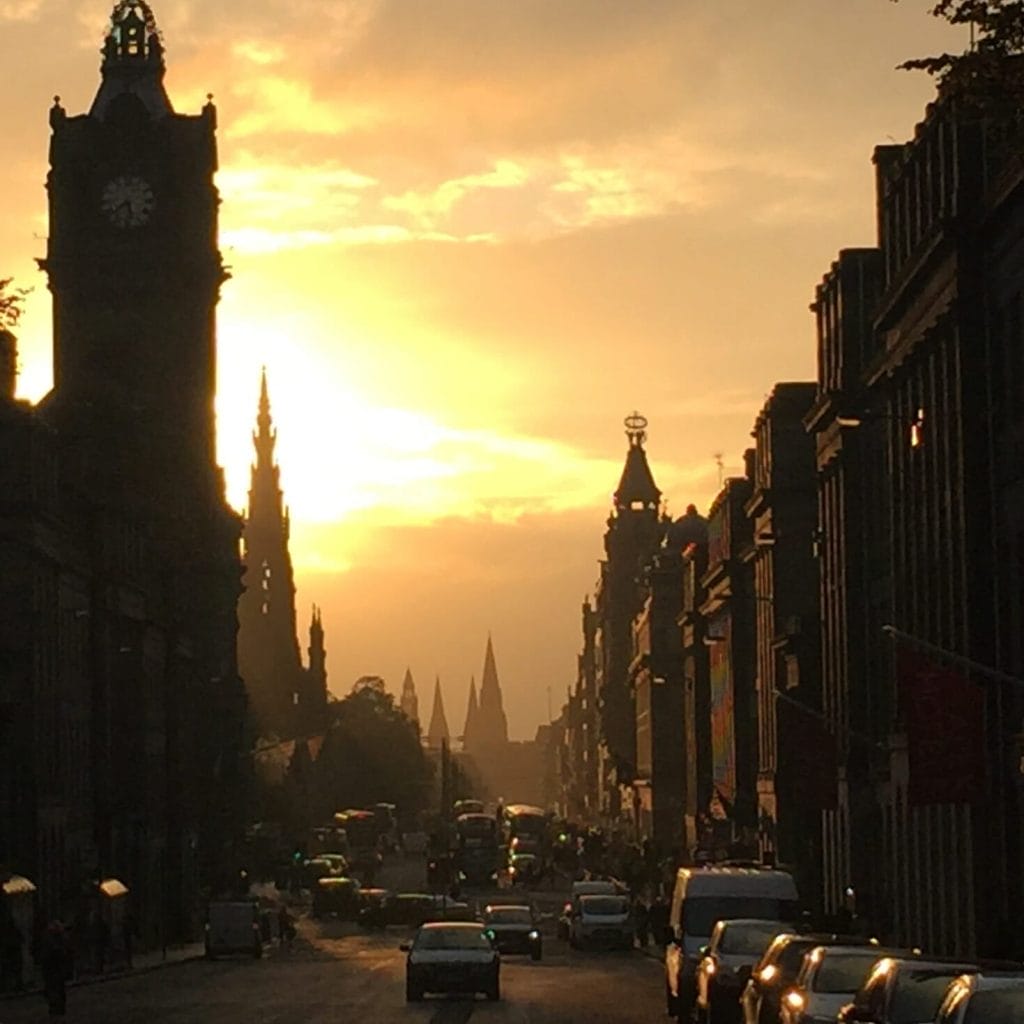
[743,447,756,481]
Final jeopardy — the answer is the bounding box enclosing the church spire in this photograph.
[427,677,450,749]
[91,1,172,121]
[476,635,509,746]
[462,676,479,751]
[400,668,420,734]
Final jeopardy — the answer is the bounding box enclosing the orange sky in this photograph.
[5,1,963,739]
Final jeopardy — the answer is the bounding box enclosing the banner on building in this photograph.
[897,646,985,806]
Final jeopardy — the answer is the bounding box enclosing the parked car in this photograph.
[311,877,362,919]
[695,919,794,1024]
[664,867,799,1021]
[482,904,543,960]
[402,922,500,1002]
[837,956,979,1024]
[742,933,871,1024]
[569,893,633,951]
[204,899,263,959]
[935,973,1024,1023]
[780,944,902,1024]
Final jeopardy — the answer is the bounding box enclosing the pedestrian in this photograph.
[277,905,295,948]
[633,897,650,948]
[39,921,72,1018]
[648,893,669,947]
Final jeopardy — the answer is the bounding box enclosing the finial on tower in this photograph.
[625,410,648,448]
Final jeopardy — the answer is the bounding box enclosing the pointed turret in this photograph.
[91,1,173,122]
[400,668,420,733]
[614,411,661,513]
[238,370,303,739]
[476,635,509,748]
[427,677,450,749]
[298,605,328,736]
[462,677,479,751]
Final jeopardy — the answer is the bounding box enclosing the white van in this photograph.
[663,867,799,1020]
[205,900,264,959]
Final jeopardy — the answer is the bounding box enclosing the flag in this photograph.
[897,646,985,806]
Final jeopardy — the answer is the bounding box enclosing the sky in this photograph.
[4,0,964,739]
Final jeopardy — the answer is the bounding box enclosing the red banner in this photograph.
[897,647,985,806]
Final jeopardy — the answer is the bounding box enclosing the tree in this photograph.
[895,1,1024,107]
[316,686,434,820]
[0,278,29,333]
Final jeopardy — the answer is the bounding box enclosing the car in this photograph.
[664,866,799,1021]
[935,973,1024,1023]
[402,922,501,1002]
[482,904,543,960]
[837,956,979,1024]
[569,893,633,951]
[372,892,440,928]
[742,933,871,1024]
[779,944,902,1024]
[695,918,795,1024]
[508,852,541,885]
[311,876,362,919]
[558,879,620,940]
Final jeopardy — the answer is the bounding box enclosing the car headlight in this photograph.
[784,990,805,1012]
[759,964,778,984]
[528,930,540,940]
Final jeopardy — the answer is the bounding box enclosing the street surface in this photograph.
[0,858,663,1024]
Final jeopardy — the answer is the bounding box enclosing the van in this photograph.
[205,900,264,959]
[663,866,799,1020]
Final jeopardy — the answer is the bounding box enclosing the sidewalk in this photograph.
[0,941,206,1004]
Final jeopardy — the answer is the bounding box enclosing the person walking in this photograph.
[633,897,650,948]
[39,921,72,1018]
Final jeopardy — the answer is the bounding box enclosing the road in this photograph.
[0,861,665,1024]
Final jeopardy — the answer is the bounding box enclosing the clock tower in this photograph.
[42,0,225,508]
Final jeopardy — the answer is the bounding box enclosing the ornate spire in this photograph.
[462,676,479,751]
[477,635,509,746]
[91,2,173,121]
[427,677,450,748]
[613,411,661,513]
[400,668,420,732]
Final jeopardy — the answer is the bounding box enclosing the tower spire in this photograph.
[614,411,661,512]
[427,677,450,749]
[401,668,420,734]
[477,635,509,746]
[462,676,479,751]
[91,1,172,121]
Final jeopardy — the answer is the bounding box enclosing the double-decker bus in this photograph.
[453,813,499,885]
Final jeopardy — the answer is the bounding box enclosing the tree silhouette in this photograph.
[317,686,434,820]
[0,278,29,332]
[895,1,1024,107]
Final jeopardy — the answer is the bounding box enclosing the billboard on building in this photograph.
[709,609,735,804]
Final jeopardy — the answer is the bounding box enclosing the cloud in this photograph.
[0,0,42,21]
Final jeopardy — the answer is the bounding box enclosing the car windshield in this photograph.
[720,921,787,955]
[813,952,882,993]
[892,971,969,1023]
[582,896,629,916]
[683,898,798,937]
[964,989,1024,1023]
[487,908,533,925]
[415,927,492,951]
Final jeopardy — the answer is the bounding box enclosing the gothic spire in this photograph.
[477,635,509,746]
[91,1,173,121]
[613,411,661,513]
[400,668,420,733]
[462,676,479,751]
[427,677,450,748]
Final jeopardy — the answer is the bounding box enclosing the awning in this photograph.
[1,875,36,897]
[98,878,129,898]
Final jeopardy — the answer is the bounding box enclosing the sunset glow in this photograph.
[4,1,964,736]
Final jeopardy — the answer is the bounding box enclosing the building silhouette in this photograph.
[462,676,479,751]
[594,414,667,819]
[237,370,327,740]
[400,667,420,734]
[0,0,247,946]
[473,637,509,750]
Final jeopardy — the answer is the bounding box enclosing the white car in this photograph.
[570,893,633,950]
[403,922,500,1002]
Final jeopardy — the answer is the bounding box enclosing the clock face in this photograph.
[101,175,155,228]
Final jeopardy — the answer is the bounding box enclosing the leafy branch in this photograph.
[0,278,31,333]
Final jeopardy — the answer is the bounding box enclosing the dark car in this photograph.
[355,887,392,929]
[402,922,500,1002]
[838,956,979,1024]
[482,904,543,961]
[376,893,440,928]
[311,877,361,919]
